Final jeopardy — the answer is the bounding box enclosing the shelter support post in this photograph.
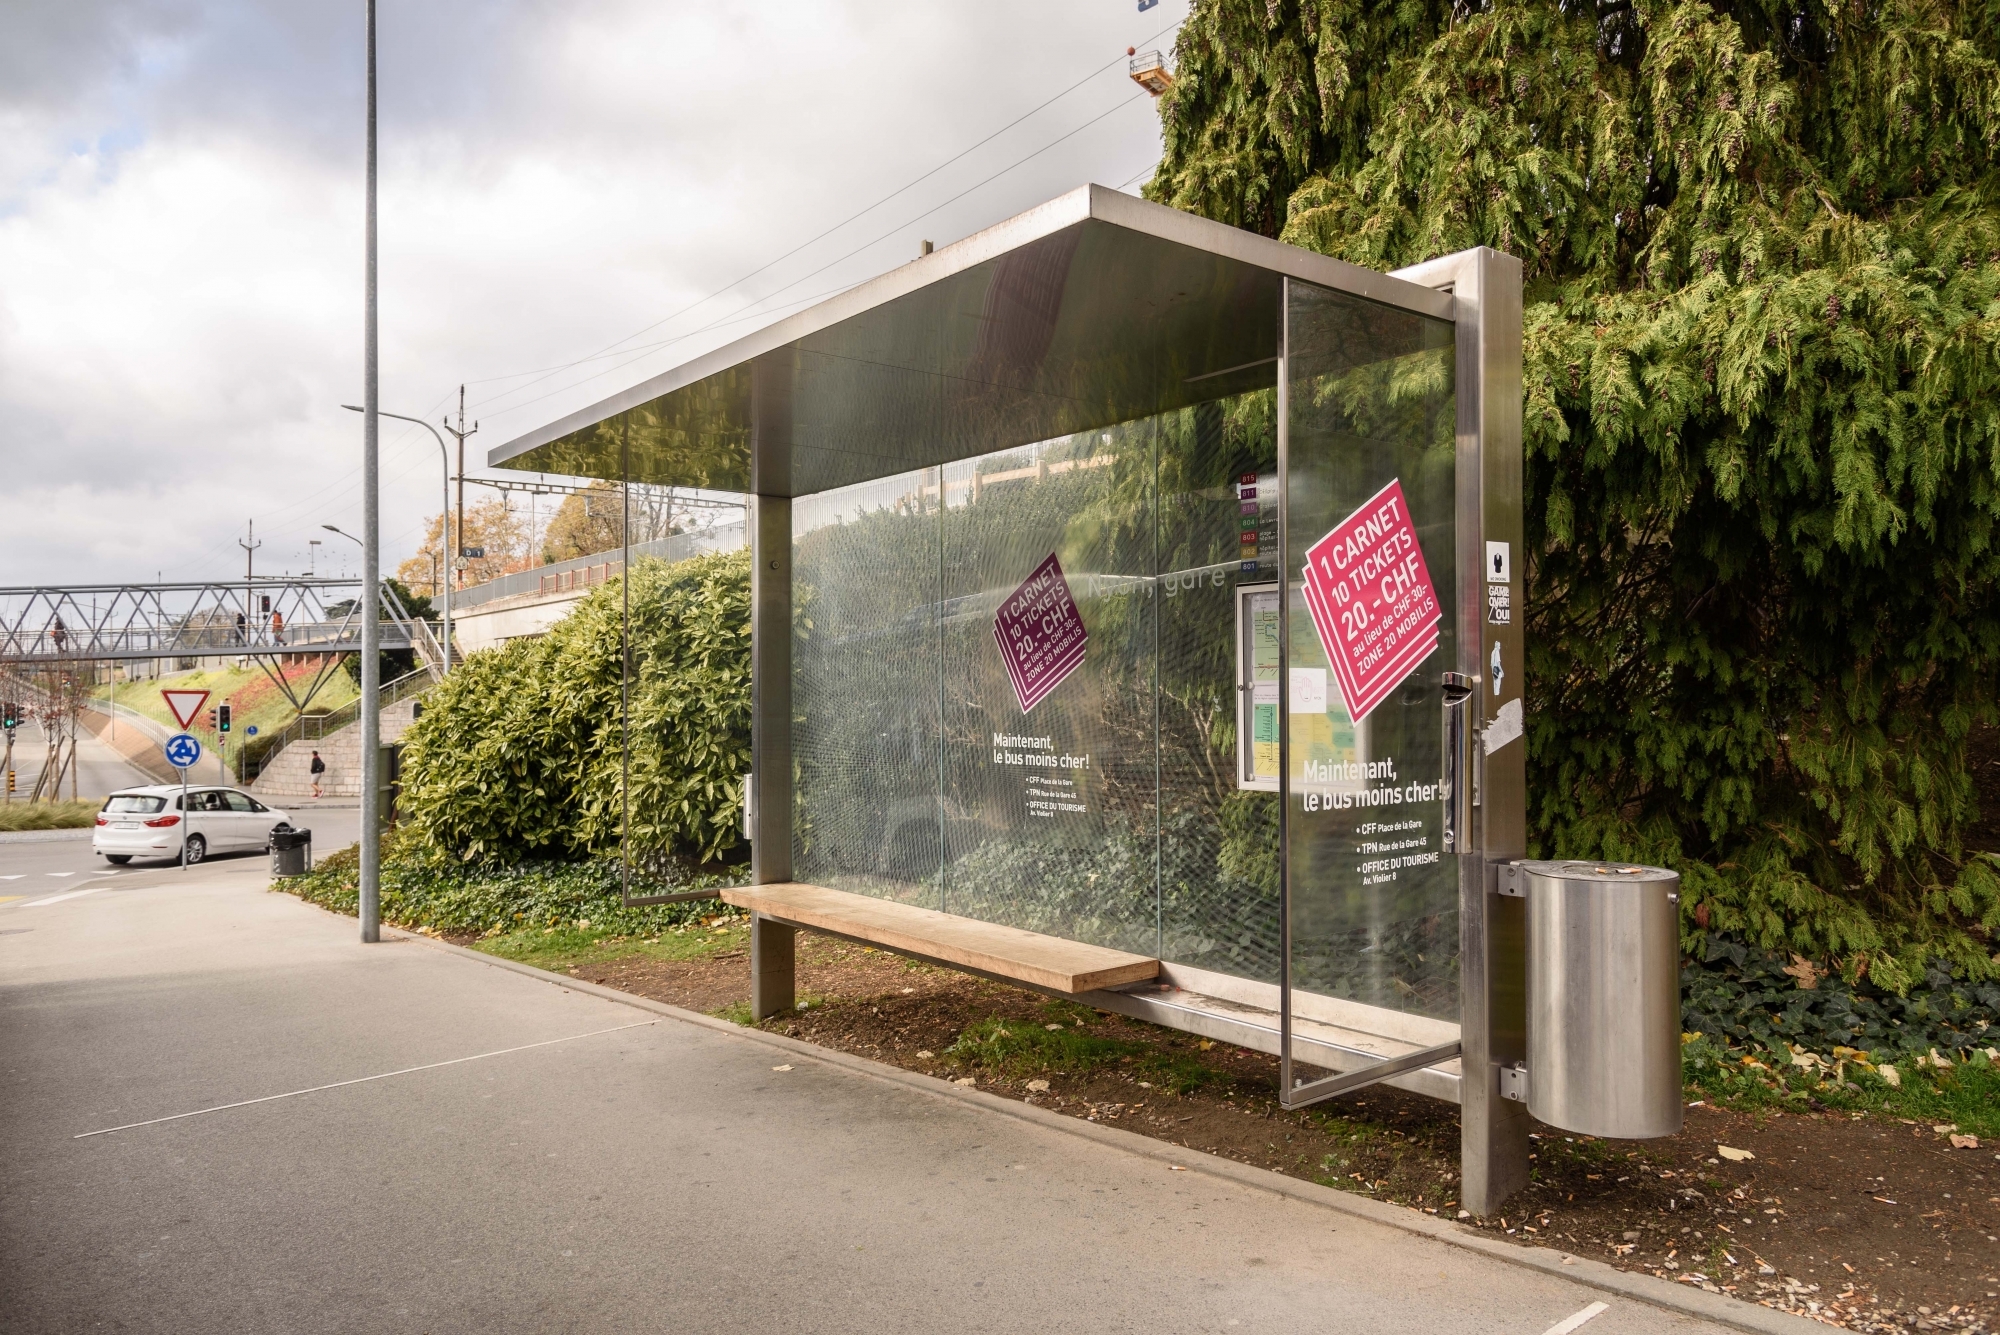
[751,913,797,1020]
[1405,245,1531,1217]
[749,493,795,1017]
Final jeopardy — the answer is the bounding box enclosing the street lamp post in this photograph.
[342,404,453,672]
[360,0,381,946]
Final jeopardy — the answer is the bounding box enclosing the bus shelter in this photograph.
[491,186,1531,1213]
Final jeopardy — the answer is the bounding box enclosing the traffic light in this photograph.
[1,701,17,730]
[260,595,271,614]
[217,704,232,733]
[207,707,218,731]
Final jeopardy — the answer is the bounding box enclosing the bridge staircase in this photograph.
[247,668,435,799]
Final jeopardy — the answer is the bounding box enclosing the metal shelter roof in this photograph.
[488,185,1454,498]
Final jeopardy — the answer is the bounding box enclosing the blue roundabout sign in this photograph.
[164,732,203,771]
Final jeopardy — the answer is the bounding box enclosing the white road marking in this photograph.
[0,875,21,881]
[44,872,76,878]
[1539,1302,1609,1335]
[21,887,111,908]
[74,1020,659,1138]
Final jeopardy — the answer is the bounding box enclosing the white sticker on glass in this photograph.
[1288,667,1328,715]
[1484,697,1524,754]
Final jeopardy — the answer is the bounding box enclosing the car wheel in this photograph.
[105,854,132,865]
[184,834,207,865]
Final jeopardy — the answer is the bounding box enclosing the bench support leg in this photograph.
[751,913,796,1020]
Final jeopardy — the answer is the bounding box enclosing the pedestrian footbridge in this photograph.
[0,579,446,712]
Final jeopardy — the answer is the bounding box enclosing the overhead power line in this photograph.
[1119,158,1161,190]
[480,90,1151,426]
[465,17,1184,413]
[204,20,1187,579]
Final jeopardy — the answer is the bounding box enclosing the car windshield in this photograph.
[103,795,167,814]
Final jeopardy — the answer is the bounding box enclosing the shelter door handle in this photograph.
[1441,672,1477,854]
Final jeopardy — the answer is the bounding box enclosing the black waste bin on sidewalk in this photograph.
[271,826,313,877]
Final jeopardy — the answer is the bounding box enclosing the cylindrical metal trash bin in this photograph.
[271,826,313,877]
[1521,859,1682,1139]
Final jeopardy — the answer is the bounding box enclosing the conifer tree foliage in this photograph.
[1150,0,2000,985]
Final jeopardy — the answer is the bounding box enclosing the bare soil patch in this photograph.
[560,932,2000,1332]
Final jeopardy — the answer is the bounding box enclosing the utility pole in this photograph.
[443,385,477,590]
[360,0,381,946]
[239,519,262,583]
[238,519,262,643]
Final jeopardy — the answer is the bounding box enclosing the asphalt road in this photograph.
[0,862,1779,1335]
[0,803,359,890]
[4,718,156,801]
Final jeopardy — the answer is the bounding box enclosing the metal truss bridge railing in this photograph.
[0,578,431,664]
[0,579,447,714]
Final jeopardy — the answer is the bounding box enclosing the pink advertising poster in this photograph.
[1300,479,1442,722]
[993,552,1089,714]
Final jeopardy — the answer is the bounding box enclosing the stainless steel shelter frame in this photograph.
[491,186,1530,1214]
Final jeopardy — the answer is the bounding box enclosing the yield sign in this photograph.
[160,689,211,730]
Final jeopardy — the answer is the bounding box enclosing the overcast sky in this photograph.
[1,0,1186,587]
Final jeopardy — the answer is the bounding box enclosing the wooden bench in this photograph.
[719,881,1159,1017]
[722,882,1461,1102]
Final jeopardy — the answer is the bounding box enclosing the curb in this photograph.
[382,924,1821,1335]
[108,854,278,893]
[0,828,95,844]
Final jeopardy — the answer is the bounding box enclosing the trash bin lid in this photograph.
[1515,859,1676,885]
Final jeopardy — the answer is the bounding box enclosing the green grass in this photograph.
[941,1002,1227,1094]
[100,664,359,769]
[470,916,749,973]
[0,800,99,831]
[1684,1035,2000,1138]
[278,834,739,938]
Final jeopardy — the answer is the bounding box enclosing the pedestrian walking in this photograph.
[309,749,325,799]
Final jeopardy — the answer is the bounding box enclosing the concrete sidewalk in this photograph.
[0,866,1800,1334]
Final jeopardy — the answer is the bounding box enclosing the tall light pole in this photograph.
[359,0,381,946]
[343,403,453,670]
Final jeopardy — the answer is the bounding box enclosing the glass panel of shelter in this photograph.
[936,425,1156,956]
[1280,276,1460,1097]
[616,417,754,908]
[791,471,945,907]
[789,396,1285,962]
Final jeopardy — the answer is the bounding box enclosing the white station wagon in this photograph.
[93,785,293,865]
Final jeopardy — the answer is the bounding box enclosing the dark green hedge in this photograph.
[282,833,733,936]
[1684,934,2000,1061]
[397,548,750,867]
